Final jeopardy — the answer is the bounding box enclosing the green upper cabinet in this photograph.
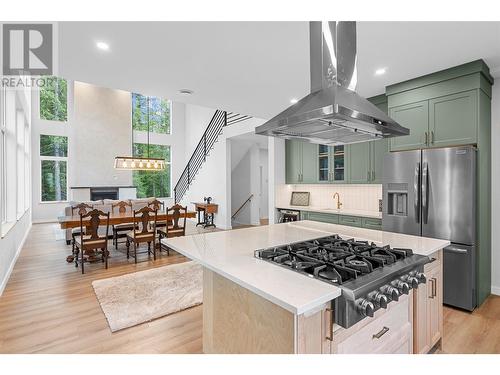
[285,139,318,184]
[347,142,370,183]
[371,138,388,183]
[387,60,493,152]
[389,101,429,151]
[429,90,477,147]
[301,141,318,183]
[316,144,347,183]
[285,140,302,184]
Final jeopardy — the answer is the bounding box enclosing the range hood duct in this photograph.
[255,21,409,145]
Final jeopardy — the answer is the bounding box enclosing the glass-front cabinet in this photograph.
[317,144,346,183]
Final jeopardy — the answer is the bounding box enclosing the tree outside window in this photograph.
[132,143,170,198]
[39,77,68,122]
[40,135,68,201]
[132,93,170,134]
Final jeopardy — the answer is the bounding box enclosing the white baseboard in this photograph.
[32,219,57,224]
[0,222,32,296]
[491,285,500,296]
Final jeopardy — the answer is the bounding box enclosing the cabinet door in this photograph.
[330,145,346,183]
[285,140,302,184]
[389,101,429,151]
[371,139,388,183]
[427,265,443,348]
[301,142,317,183]
[348,142,371,183]
[317,144,331,183]
[429,90,477,147]
[413,279,430,354]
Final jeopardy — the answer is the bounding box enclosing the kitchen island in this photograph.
[163,220,449,354]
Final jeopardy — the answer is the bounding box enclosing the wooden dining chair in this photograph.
[74,208,110,274]
[157,204,188,256]
[70,203,94,259]
[111,200,134,249]
[126,206,158,263]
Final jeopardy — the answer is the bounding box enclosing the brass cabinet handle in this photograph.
[431,131,435,144]
[372,326,390,339]
[372,171,375,181]
[424,131,428,145]
[326,308,334,341]
[432,277,437,298]
[367,171,371,181]
[428,278,435,299]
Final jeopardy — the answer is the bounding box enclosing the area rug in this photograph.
[92,261,203,332]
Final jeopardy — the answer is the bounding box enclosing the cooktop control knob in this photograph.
[356,298,375,318]
[391,280,410,295]
[401,274,419,289]
[380,285,400,301]
[415,272,427,284]
[368,291,388,309]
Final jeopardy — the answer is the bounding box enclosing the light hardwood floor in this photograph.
[0,223,499,354]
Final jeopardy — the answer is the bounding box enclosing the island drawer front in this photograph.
[334,297,411,354]
[339,215,363,227]
[306,212,339,224]
[362,217,382,230]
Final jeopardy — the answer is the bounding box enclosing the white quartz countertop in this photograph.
[277,205,382,219]
[163,221,449,315]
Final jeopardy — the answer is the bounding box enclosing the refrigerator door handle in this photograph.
[414,162,420,223]
[446,246,468,254]
[422,162,428,224]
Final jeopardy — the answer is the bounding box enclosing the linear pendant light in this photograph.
[114,95,166,171]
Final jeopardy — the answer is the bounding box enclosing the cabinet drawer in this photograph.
[339,215,363,227]
[362,217,382,230]
[335,296,411,354]
[306,211,339,224]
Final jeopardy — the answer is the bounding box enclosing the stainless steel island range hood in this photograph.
[255,22,409,145]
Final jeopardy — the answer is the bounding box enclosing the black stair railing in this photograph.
[174,110,251,203]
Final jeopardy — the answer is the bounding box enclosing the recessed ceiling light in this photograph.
[290,98,298,104]
[96,41,110,51]
[178,89,194,96]
[375,68,387,76]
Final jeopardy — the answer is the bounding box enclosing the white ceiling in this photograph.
[58,21,500,119]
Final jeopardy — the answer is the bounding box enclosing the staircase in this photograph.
[174,110,251,203]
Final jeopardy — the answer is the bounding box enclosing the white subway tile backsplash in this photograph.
[276,184,382,212]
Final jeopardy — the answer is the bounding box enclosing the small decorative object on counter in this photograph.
[204,196,212,205]
[290,191,310,206]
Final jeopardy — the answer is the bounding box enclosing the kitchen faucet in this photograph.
[333,192,342,210]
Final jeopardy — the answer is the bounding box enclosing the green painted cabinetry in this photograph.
[285,140,317,184]
[347,142,370,183]
[300,210,382,229]
[429,90,477,147]
[389,101,429,151]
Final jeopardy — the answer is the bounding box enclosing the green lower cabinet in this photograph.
[429,90,477,147]
[305,211,339,224]
[339,215,363,227]
[389,100,429,151]
[362,217,382,230]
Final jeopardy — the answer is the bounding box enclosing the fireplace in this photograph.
[90,187,119,201]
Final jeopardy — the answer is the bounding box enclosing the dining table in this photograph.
[58,210,196,263]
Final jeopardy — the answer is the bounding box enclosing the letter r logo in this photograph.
[2,24,53,75]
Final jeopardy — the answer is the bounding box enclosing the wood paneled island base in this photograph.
[202,268,331,354]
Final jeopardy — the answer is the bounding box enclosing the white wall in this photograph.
[231,145,253,225]
[180,108,267,229]
[259,148,269,220]
[491,82,500,295]
[73,82,133,187]
[268,137,286,224]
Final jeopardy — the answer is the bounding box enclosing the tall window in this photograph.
[40,135,68,202]
[132,93,172,198]
[132,93,170,134]
[40,77,68,122]
[132,144,171,198]
[16,110,25,218]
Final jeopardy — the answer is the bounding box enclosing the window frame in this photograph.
[39,134,69,204]
[0,87,6,226]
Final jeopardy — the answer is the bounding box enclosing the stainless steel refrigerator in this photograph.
[382,146,476,311]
